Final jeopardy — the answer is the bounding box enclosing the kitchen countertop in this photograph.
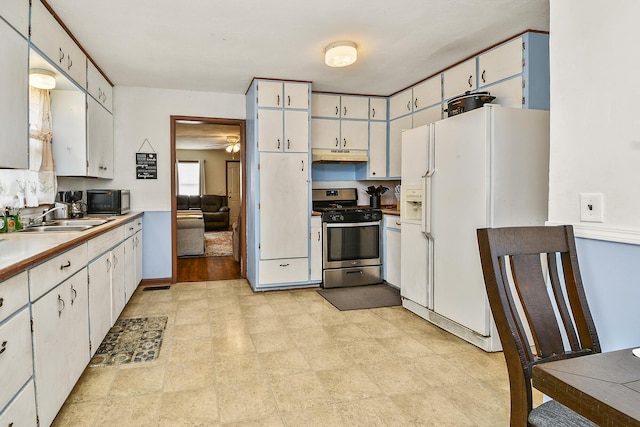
[0,212,143,281]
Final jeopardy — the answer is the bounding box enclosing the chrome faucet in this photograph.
[29,206,63,226]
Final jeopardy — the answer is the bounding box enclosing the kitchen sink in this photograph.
[51,219,110,227]
[18,225,94,232]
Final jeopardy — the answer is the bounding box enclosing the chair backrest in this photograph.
[477,225,600,426]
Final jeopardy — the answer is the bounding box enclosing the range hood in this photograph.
[312,149,368,163]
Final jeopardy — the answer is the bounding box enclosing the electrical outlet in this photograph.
[580,193,604,222]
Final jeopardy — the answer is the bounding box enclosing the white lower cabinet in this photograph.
[384,216,401,288]
[259,258,309,285]
[0,380,36,427]
[32,268,89,427]
[88,251,114,356]
[124,218,144,302]
[110,243,126,322]
[0,308,32,411]
[310,216,322,281]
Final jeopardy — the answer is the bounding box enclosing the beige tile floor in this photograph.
[53,279,540,426]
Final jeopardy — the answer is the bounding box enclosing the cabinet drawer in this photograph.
[125,219,140,239]
[88,225,125,260]
[0,380,36,427]
[384,215,402,230]
[29,243,87,301]
[0,271,28,323]
[0,309,33,410]
[259,258,308,285]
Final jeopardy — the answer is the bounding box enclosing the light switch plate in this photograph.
[580,193,604,222]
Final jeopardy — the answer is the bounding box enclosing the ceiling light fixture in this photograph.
[324,41,357,67]
[29,69,56,89]
[226,136,240,153]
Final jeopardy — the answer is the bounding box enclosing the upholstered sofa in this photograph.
[177,194,230,231]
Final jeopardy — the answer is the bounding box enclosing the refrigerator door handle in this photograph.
[422,169,434,237]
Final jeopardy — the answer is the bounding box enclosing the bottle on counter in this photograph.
[0,211,6,233]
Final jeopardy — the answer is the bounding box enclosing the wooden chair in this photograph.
[477,226,600,427]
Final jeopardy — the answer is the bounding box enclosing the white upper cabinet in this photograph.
[87,61,113,112]
[50,90,87,176]
[413,76,441,111]
[31,0,87,88]
[478,37,523,87]
[258,106,309,152]
[283,82,309,109]
[443,58,476,100]
[87,99,114,178]
[258,81,308,109]
[389,88,413,120]
[284,110,309,152]
[258,109,283,151]
[312,93,340,118]
[340,120,368,150]
[412,104,442,128]
[340,95,369,119]
[369,97,387,121]
[0,16,28,169]
[0,0,29,37]
[368,121,387,178]
[311,119,340,149]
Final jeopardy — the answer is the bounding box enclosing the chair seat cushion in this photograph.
[528,400,597,427]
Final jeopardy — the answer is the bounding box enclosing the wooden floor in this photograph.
[176,255,242,282]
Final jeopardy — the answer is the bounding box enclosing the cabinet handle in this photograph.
[372,108,375,118]
[335,137,339,147]
[0,340,6,355]
[107,257,112,272]
[0,297,3,308]
[372,172,376,175]
[277,138,281,149]
[301,160,304,171]
[317,231,320,241]
[287,139,290,149]
[68,55,73,70]
[406,101,411,111]
[114,255,119,269]
[287,95,291,106]
[468,75,473,87]
[70,284,77,305]
[396,221,401,226]
[279,263,290,267]
[346,270,363,275]
[60,260,71,270]
[343,138,347,147]
[59,47,64,63]
[277,94,280,106]
[58,294,65,317]
[343,106,347,116]
[481,70,486,83]
[335,106,339,116]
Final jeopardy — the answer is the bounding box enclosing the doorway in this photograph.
[170,116,246,283]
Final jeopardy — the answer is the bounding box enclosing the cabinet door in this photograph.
[311,93,340,118]
[0,18,28,169]
[369,97,387,121]
[413,76,441,111]
[0,0,29,36]
[368,121,387,178]
[124,236,136,303]
[283,82,309,109]
[111,243,126,321]
[259,152,309,260]
[88,252,112,356]
[412,104,442,128]
[389,88,413,120]
[50,89,87,176]
[284,110,309,152]
[340,120,368,150]
[0,380,36,427]
[388,115,412,177]
[87,61,113,112]
[479,37,523,87]
[0,308,32,411]
[258,109,283,152]
[384,226,401,287]
[311,118,340,149]
[31,0,86,87]
[65,274,89,386]
[484,76,523,109]
[310,217,322,281]
[257,81,283,108]
[87,98,114,178]
[443,58,476,99]
[340,96,369,119]
[135,229,143,285]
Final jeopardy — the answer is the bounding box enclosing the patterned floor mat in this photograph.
[89,316,168,367]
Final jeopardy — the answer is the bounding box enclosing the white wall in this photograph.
[111,86,245,278]
[549,0,640,350]
[111,87,245,211]
[548,0,640,241]
[176,149,233,196]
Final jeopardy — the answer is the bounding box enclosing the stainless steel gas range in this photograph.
[312,188,383,288]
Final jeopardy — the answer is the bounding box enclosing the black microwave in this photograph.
[86,190,131,215]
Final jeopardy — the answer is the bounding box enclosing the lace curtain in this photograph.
[0,87,57,208]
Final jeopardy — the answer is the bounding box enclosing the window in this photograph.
[177,161,201,195]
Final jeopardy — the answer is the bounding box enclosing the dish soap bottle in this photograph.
[0,210,6,233]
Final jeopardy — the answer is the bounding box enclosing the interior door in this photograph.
[226,160,241,225]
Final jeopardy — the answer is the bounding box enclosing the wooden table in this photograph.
[532,348,640,426]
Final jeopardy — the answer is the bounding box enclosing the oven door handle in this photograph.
[324,221,381,228]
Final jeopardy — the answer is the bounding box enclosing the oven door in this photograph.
[323,221,381,269]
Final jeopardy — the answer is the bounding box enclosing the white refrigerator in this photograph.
[400,105,550,351]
